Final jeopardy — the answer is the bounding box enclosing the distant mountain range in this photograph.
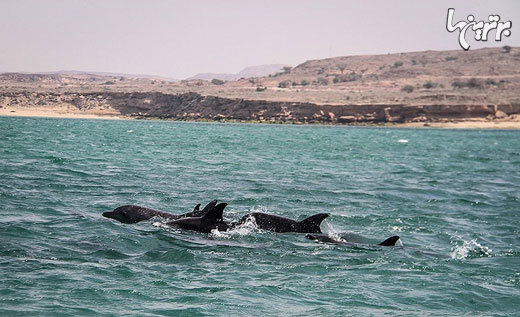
[1,65,288,82]
[0,70,178,82]
[187,64,288,81]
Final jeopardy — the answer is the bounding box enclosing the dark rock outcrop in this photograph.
[2,91,519,124]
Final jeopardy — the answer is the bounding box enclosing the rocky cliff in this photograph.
[1,91,518,124]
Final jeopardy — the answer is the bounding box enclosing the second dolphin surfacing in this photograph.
[166,206,330,234]
[166,203,229,233]
[234,212,330,233]
[306,234,401,247]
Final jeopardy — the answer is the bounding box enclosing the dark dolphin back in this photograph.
[298,213,329,233]
[103,205,177,223]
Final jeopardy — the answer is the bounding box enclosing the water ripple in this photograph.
[0,117,519,315]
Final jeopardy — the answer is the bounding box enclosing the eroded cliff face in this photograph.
[1,91,519,123]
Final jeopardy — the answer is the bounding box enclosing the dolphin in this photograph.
[306,234,401,247]
[234,212,330,233]
[103,201,330,234]
[166,202,229,233]
[102,200,218,224]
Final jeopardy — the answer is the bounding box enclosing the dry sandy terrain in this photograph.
[0,104,124,120]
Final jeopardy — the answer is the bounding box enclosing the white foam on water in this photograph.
[210,215,261,239]
[152,221,173,230]
[397,139,408,143]
[450,239,492,260]
[323,222,347,242]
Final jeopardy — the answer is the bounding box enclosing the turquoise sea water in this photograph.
[1,116,519,316]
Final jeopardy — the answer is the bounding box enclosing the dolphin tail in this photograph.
[378,236,400,246]
[298,213,329,233]
[202,202,227,222]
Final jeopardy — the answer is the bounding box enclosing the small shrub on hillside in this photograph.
[256,86,267,92]
[445,56,458,61]
[316,77,329,85]
[452,78,483,89]
[401,85,414,93]
[466,78,482,88]
[486,79,497,85]
[502,45,512,53]
[211,79,225,85]
[333,72,360,83]
[393,61,404,68]
[278,80,292,88]
[300,80,310,86]
[451,80,464,88]
[423,81,438,89]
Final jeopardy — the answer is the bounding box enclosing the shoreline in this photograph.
[0,107,126,120]
[2,107,520,129]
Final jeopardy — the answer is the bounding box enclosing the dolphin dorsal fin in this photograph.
[192,204,201,213]
[201,200,218,213]
[298,213,329,233]
[378,236,401,246]
[202,203,227,222]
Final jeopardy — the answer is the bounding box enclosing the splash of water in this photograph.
[323,222,347,243]
[210,215,261,238]
[451,239,492,260]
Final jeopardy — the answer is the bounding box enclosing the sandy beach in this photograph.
[0,105,125,120]
[399,120,520,129]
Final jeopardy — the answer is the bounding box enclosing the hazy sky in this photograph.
[1,0,518,79]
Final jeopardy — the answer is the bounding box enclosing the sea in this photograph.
[1,116,519,316]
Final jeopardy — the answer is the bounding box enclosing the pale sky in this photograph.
[1,0,518,79]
